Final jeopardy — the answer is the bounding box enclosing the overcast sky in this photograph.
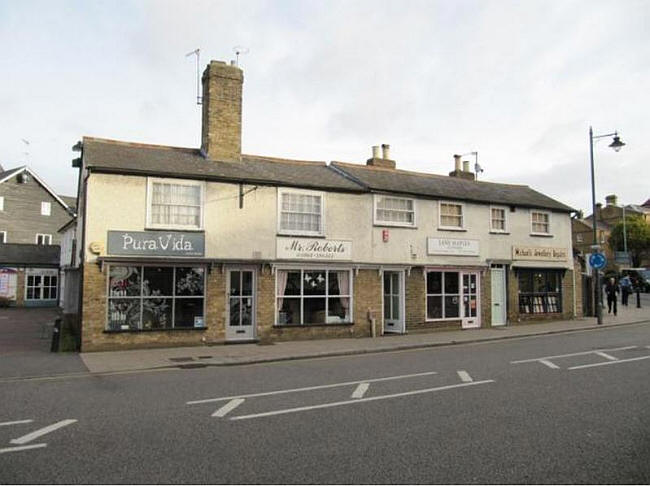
[1,0,648,213]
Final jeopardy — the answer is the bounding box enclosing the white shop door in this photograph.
[490,266,507,326]
[383,271,405,334]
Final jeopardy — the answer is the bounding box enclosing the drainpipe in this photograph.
[572,263,576,318]
[368,308,376,338]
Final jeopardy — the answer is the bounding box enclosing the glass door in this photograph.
[461,272,480,329]
[227,269,256,341]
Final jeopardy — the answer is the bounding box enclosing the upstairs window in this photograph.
[374,195,416,227]
[531,211,551,235]
[278,189,324,236]
[0,231,6,243]
[41,201,51,216]
[36,234,52,245]
[439,202,464,229]
[147,178,203,230]
[490,207,507,232]
[0,196,4,211]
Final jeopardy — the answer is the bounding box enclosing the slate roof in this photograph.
[82,137,363,193]
[0,244,61,266]
[331,162,575,213]
[0,167,23,182]
[59,195,77,211]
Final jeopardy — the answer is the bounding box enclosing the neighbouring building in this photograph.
[70,60,577,351]
[0,166,76,307]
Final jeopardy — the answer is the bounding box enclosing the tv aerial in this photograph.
[232,46,249,66]
[461,151,484,179]
[185,48,202,105]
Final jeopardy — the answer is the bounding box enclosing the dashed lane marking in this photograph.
[539,359,560,369]
[457,370,473,382]
[187,370,439,405]
[351,383,369,399]
[10,419,77,446]
[593,351,619,361]
[212,399,245,417]
[0,420,33,427]
[510,346,638,365]
[0,443,47,454]
[230,380,495,421]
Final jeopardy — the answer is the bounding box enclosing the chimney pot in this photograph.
[372,145,380,158]
[453,154,462,172]
[381,144,390,160]
[605,194,618,207]
[463,160,470,172]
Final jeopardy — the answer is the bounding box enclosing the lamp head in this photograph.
[609,134,625,152]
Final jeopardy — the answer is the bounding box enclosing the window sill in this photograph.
[437,227,467,232]
[489,231,510,235]
[373,223,418,229]
[273,322,354,328]
[529,233,554,238]
[144,227,205,233]
[104,327,208,334]
[277,232,326,238]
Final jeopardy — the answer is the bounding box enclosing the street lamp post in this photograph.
[589,126,625,325]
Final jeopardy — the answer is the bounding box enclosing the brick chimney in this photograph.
[366,144,396,169]
[605,194,618,207]
[449,154,475,181]
[201,60,243,161]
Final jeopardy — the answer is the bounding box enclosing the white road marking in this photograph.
[230,380,495,421]
[10,419,77,445]
[212,398,245,417]
[511,346,637,364]
[0,419,33,427]
[0,443,47,454]
[568,355,650,370]
[351,383,369,399]
[457,370,473,382]
[187,370,439,405]
[593,351,619,361]
[539,359,560,369]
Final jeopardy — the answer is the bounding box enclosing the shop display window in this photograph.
[107,265,205,331]
[276,269,351,325]
[518,269,562,314]
[426,271,460,319]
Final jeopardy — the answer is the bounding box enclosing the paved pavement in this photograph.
[79,302,650,374]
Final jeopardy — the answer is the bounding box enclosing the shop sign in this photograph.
[277,237,352,261]
[427,237,480,256]
[512,245,567,261]
[0,268,18,300]
[107,231,205,257]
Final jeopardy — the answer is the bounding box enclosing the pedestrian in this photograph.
[605,277,618,316]
[620,275,632,306]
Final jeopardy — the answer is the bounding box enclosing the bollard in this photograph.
[637,288,642,309]
[50,318,61,352]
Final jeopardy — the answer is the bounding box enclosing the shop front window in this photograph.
[107,265,205,331]
[518,269,562,314]
[276,269,351,325]
[426,271,461,319]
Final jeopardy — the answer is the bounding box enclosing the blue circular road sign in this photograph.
[589,252,607,270]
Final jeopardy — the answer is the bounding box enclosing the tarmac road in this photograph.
[1,321,649,484]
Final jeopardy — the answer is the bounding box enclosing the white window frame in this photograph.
[490,205,508,233]
[145,177,205,231]
[530,210,552,236]
[438,201,465,230]
[576,234,583,243]
[274,266,353,326]
[277,188,325,237]
[36,233,52,245]
[373,194,417,228]
[0,231,6,243]
[0,196,4,211]
[41,201,51,216]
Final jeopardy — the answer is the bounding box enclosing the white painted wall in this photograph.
[83,173,573,268]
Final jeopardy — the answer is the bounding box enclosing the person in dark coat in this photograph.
[605,277,618,316]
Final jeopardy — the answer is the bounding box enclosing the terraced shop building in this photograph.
[71,60,577,351]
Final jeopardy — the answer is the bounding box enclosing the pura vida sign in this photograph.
[107,231,205,257]
[277,237,352,261]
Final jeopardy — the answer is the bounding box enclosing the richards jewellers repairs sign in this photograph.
[512,245,567,261]
[107,231,205,257]
[427,237,480,256]
[276,237,352,261]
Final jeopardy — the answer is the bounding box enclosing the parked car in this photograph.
[620,268,650,292]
